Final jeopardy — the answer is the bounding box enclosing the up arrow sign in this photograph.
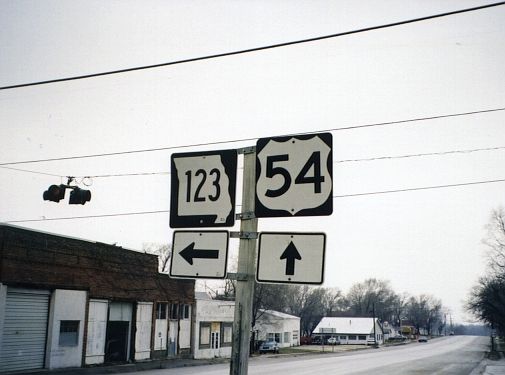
[180,242,219,265]
[256,232,326,285]
[280,241,302,275]
[170,231,229,279]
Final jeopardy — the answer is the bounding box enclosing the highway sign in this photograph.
[255,133,333,218]
[256,232,326,284]
[170,149,237,228]
[170,230,229,279]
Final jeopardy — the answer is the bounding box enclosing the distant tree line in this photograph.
[467,208,505,337]
[214,277,446,336]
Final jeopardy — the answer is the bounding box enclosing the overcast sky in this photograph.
[1,0,504,324]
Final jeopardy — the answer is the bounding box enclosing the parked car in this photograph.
[311,336,322,345]
[327,337,340,345]
[259,340,280,354]
[418,336,428,342]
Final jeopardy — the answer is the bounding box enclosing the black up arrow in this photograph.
[179,242,219,265]
[280,241,302,275]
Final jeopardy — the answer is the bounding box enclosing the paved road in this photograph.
[130,335,488,375]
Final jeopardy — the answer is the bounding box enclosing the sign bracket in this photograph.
[235,211,256,220]
[227,272,249,281]
[230,231,258,239]
[237,146,256,155]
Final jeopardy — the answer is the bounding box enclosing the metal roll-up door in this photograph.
[0,288,50,373]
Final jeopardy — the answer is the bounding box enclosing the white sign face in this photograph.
[170,231,229,279]
[255,133,333,218]
[256,232,326,285]
[170,150,237,228]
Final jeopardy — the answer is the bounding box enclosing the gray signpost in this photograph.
[230,147,257,375]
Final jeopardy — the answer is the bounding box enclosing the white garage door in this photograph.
[0,288,50,373]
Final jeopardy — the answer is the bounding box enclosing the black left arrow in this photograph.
[280,241,302,275]
[179,242,219,265]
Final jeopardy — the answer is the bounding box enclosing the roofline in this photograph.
[0,223,141,253]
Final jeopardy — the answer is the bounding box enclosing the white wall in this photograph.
[85,299,108,365]
[154,318,168,350]
[254,314,301,348]
[135,302,153,361]
[46,289,87,369]
[179,306,191,349]
[194,299,234,359]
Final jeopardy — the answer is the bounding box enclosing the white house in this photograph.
[193,292,234,359]
[254,310,300,348]
[312,317,384,345]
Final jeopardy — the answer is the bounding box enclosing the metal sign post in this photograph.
[230,147,257,375]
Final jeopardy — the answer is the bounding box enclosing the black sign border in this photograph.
[255,132,333,218]
[170,149,237,228]
[256,231,326,285]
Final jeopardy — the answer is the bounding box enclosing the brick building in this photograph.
[0,224,195,373]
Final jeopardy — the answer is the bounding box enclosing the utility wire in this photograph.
[4,177,505,223]
[1,106,504,167]
[335,146,505,164]
[2,144,505,179]
[332,178,505,198]
[3,210,170,223]
[82,145,505,178]
[0,165,63,177]
[1,2,504,91]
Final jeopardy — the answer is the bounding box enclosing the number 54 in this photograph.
[265,152,324,198]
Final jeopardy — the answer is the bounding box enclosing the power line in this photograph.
[333,178,505,198]
[1,106,504,167]
[3,144,505,180]
[79,145,505,178]
[3,210,169,223]
[1,2,503,91]
[4,177,505,223]
[0,165,63,177]
[335,146,505,164]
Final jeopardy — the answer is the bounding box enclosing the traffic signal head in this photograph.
[43,184,66,202]
[69,187,91,205]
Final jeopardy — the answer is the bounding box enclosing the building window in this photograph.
[221,323,233,347]
[200,322,211,349]
[268,333,281,343]
[340,336,347,340]
[284,332,290,343]
[170,304,178,319]
[181,304,190,320]
[348,335,357,340]
[358,335,366,340]
[292,330,299,341]
[59,320,79,347]
[156,303,168,319]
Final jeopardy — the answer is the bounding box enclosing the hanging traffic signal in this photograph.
[69,187,91,205]
[43,184,66,203]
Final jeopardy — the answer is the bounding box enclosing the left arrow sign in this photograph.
[180,242,219,265]
[170,230,229,279]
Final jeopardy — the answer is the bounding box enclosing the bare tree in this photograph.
[142,242,171,273]
[467,208,505,335]
[483,208,505,276]
[345,278,398,322]
[406,294,443,335]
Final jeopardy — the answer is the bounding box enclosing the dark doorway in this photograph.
[105,321,129,362]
